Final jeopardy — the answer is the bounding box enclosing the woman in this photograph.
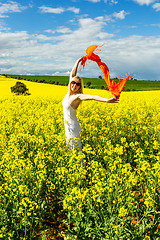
[62,57,118,152]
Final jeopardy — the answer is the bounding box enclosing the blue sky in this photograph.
[0,0,160,80]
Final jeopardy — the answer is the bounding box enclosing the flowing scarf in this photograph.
[80,44,134,99]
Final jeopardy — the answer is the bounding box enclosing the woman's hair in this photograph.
[68,76,83,96]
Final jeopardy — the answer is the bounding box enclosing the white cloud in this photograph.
[56,17,107,44]
[0,17,160,80]
[0,24,10,31]
[39,6,64,14]
[104,15,114,22]
[152,2,160,11]
[39,6,80,14]
[86,0,118,3]
[33,34,52,42]
[109,0,118,4]
[132,0,157,6]
[98,32,114,39]
[67,7,80,14]
[102,35,160,80]
[86,0,101,2]
[45,29,55,34]
[95,16,105,21]
[56,27,72,34]
[151,23,160,27]
[133,0,160,12]
[113,10,129,19]
[102,10,130,22]
[0,1,27,18]
[128,25,137,29]
[45,27,72,35]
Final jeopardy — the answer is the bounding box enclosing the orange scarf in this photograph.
[80,44,134,99]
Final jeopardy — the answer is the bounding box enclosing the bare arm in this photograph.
[70,57,83,82]
[77,94,119,103]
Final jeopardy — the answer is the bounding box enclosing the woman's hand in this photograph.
[107,98,119,103]
[78,56,83,63]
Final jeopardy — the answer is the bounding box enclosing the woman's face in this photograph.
[70,80,81,93]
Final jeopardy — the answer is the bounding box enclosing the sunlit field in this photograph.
[0,76,160,239]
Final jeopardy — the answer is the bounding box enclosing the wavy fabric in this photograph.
[80,44,134,99]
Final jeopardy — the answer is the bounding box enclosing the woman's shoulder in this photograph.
[63,93,83,103]
[69,93,82,101]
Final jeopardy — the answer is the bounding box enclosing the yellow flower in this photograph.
[118,207,128,217]
[145,236,151,240]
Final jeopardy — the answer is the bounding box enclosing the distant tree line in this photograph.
[2,74,68,86]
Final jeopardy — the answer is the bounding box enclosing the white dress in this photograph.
[62,97,82,152]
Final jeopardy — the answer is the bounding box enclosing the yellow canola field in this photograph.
[0,75,67,98]
[0,76,160,239]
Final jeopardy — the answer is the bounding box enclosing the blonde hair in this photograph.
[68,76,83,96]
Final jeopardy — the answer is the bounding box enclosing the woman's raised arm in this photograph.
[70,57,83,82]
